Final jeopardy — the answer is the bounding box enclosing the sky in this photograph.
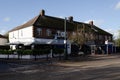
[0,0,120,38]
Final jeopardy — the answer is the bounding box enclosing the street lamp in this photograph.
[64,17,68,60]
[105,40,108,55]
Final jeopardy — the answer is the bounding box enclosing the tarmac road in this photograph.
[0,54,120,80]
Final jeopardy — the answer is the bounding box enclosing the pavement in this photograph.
[0,53,120,80]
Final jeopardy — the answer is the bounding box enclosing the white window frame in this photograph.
[37,28,42,36]
[57,30,61,37]
[46,29,51,36]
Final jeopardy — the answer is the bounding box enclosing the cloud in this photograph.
[115,1,120,10]
[85,20,118,39]
[105,29,119,39]
[0,29,6,34]
[3,17,10,22]
[84,19,104,26]
[58,16,64,18]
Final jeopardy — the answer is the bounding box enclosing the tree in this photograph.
[68,23,95,45]
[68,24,86,45]
[115,30,120,46]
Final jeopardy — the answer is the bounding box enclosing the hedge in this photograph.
[0,48,64,55]
[0,49,13,54]
[53,48,64,54]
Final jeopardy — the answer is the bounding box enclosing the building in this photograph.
[0,34,8,46]
[8,9,113,54]
[8,10,74,51]
[71,21,113,54]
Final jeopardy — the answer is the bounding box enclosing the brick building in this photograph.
[8,10,113,54]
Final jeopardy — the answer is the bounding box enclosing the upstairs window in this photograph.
[109,36,112,41]
[99,35,103,40]
[21,30,23,37]
[46,29,51,36]
[37,28,42,36]
[12,32,15,38]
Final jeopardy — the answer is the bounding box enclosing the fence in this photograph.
[0,48,64,60]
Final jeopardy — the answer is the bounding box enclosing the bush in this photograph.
[53,48,64,54]
[7,50,13,54]
[0,49,13,54]
[22,50,33,55]
[0,49,51,55]
[16,49,23,55]
[43,49,50,54]
[0,49,5,54]
[11,49,33,55]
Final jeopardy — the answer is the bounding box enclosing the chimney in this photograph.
[40,9,45,16]
[68,16,73,22]
[89,21,93,25]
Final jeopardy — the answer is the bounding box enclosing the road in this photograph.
[0,54,120,80]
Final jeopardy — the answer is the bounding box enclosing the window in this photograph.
[109,36,112,41]
[13,32,15,38]
[21,30,23,36]
[37,28,42,36]
[61,32,65,37]
[95,35,99,40]
[57,30,61,37]
[99,35,104,40]
[46,29,51,36]
[72,32,76,35]
[105,36,108,40]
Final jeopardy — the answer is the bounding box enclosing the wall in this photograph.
[9,26,34,44]
[0,38,7,45]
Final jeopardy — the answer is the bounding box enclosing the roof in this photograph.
[0,34,7,39]
[9,15,39,32]
[92,25,112,36]
[9,15,76,32]
[9,11,112,36]
[73,21,112,36]
[34,15,75,30]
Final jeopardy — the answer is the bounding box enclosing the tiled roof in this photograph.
[34,15,76,30]
[92,25,112,35]
[9,15,76,32]
[73,21,112,36]
[9,12,112,36]
[9,15,39,32]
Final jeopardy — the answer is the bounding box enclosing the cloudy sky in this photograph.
[0,0,120,38]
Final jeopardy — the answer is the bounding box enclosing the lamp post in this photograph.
[64,17,68,60]
[105,40,108,55]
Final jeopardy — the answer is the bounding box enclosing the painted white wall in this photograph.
[8,26,71,53]
[0,38,7,45]
[9,26,34,44]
